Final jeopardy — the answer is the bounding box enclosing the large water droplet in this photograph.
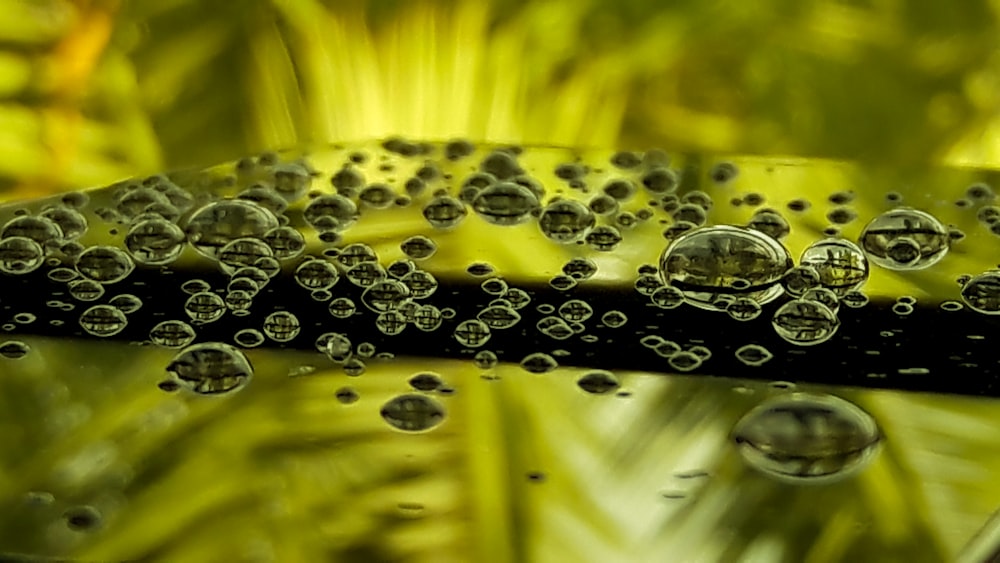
[732,393,881,483]
[380,394,446,432]
[858,208,949,271]
[166,342,254,395]
[659,225,792,311]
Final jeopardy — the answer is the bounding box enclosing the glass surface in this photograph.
[0,2,999,562]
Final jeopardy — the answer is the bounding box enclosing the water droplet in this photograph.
[79,305,128,337]
[799,239,869,296]
[538,200,595,243]
[732,393,881,482]
[473,350,498,369]
[748,209,790,240]
[650,285,685,309]
[668,351,702,372]
[859,208,949,271]
[0,341,30,359]
[772,299,839,345]
[960,271,1000,314]
[184,200,278,259]
[558,299,593,323]
[641,167,679,193]
[63,505,102,532]
[601,310,628,328]
[454,319,491,347]
[166,342,253,395]
[726,297,762,321]
[380,394,446,432]
[263,311,301,342]
[335,387,359,404]
[520,352,558,374]
[577,370,620,394]
[413,304,444,331]
[409,372,444,391]
[586,225,623,251]
[477,305,521,329]
[234,328,265,348]
[0,236,44,274]
[423,195,467,229]
[361,280,411,313]
[185,291,226,323]
[76,246,135,284]
[125,218,185,266]
[660,225,792,311]
[109,294,143,314]
[2,215,62,245]
[150,320,196,348]
[294,258,340,290]
[735,344,773,366]
[401,235,438,260]
[472,182,539,225]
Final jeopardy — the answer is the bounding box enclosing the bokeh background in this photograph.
[1,1,1000,562]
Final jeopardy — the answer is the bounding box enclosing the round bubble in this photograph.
[79,305,128,337]
[520,352,558,374]
[472,182,539,225]
[76,246,135,284]
[166,342,253,395]
[381,394,446,432]
[295,258,340,290]
[454,319,491,347]
[772,299,839,346]
[125,218,185,266]
[538,200,595,243]
[263,311,301,342]
[303,194,358,232]
[960,270,1000,314]
[184,200,278,259]
[858,208,949,271]
[660,225,792,312]
[0,236,44,274]
[735,344,773,366]
[800,239,869,296]
[577,370,620,394]
[732,393,881,482]
[150,320,196,348]
[185,291,226,323]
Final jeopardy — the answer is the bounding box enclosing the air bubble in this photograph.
[2,215,62,245]
[185,291,226,323]
[732,393,880,482]
[558,299,593,323]
[799,239,869,296]
[401,235,438,260]
[668,351,702,372]
[538,200,595,243]
[409,372,444,391]
[0,341,30,359]
[166,342,253,395]
[124,219,185,266]
[960,271,1000,314]
[601,310,628,328]
[454,319,491,347]
[184,200,278,259]
[660,225,792,312]
[423,195,467,229]
[772,299,839,346]
[477,305,521,329]
[472,182,539,225]
[577,370,620,394]
[586,225,623,251]
[294,258,340,290]
[859,208,949,271]
[735,344,773,366]
[781,265,821,297]
[0,236,44,274]
[381,394,446,432]
[150,320,196,348]
[263,311,301,342]
[79,305,128,337]
[76,246,134,284]
[234,328,265,348]
[303,194,359,233]
[262,226,306,260]
[748,209,790,240]
[109,294,143,314]
[520,352,558,374]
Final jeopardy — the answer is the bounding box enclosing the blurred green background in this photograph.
[1,1,1000,562]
